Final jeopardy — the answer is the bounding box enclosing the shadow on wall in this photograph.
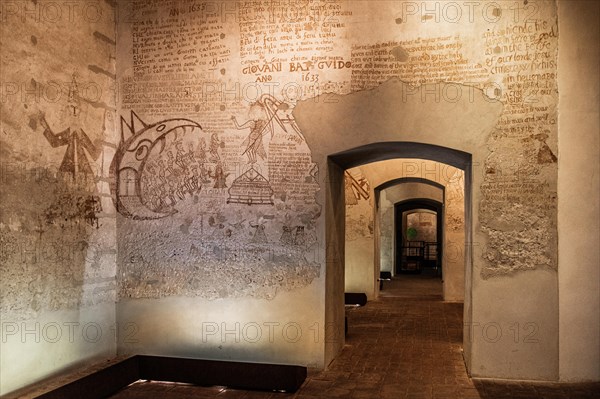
[1,113,108,320]
[0,106,117,394]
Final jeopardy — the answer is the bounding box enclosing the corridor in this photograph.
[110,273,600,398]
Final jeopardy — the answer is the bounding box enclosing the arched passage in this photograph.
[295,71,558,381]
[394,198,444,274]
[345,168,465,301]
[375,178,446,279]
[325,142,472,366]
[294,80,560,379]
[376,177,446,192]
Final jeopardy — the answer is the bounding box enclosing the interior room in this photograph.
[1,0,598,397]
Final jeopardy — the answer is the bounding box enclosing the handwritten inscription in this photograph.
[350,36,488,91]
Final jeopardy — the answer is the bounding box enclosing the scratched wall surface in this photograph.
[0,0,563,390]
[0,0,118,394]
[112,109,322,300]
[115,0,559,301]
[343,1,559,279]
[344,168,372,242]
[115,0,326,301]
[1,0,118,321]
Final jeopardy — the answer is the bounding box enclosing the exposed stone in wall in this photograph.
[1,1,118,319]
[479,4,559,277]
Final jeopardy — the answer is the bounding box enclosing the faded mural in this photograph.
[406,212,437,242]
[1,91,117,320]
[1,1,118,319]
[1,0,561,311]
[0,0,577,394]
[114,0,559,300]
[113,103,321,300]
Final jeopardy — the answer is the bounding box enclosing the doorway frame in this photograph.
[325,141,472,368]
[394,198,444,274]
[374,177,445,279]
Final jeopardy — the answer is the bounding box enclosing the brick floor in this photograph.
[109,273,600,398]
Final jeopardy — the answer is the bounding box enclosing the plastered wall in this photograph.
[557,0,600,382]
[86,0,565,381]
[2,0,597,394]
[0,1,118,394]
[114,0,326,367]
[291,0,559,375]
[344,167,374,296]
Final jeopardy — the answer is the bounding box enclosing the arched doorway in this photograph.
[325,142,472,366]
[395,198,443,274]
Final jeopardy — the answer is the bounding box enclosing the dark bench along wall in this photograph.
[32,356,307,398]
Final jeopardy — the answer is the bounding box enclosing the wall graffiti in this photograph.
[115,94,321,300]
[110,111,207,220]
[227,166,274,205]
[2,65,117,319]
[0,0,563,317]
[232,94,302,164]
[345,170,370,206]
[39,75,103,228]
[113,0,559,299]
[345,168,373,241]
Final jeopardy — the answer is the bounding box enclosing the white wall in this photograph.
[1,304,117,395]
[557,0,600,382]
[117,287,323,367]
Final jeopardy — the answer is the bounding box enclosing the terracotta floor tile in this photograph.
[107,275,600,399]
